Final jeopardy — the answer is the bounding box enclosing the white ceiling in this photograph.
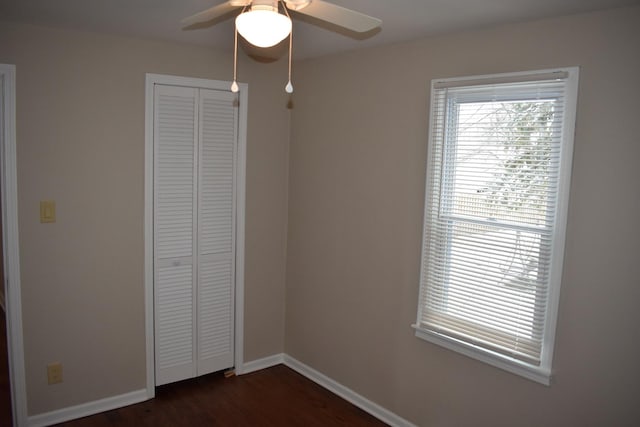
[1,0,637,59]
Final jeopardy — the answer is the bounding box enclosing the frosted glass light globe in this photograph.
[236,7,292,48]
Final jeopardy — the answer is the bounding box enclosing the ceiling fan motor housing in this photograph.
[283,0,313,11]
[234,0,312,11]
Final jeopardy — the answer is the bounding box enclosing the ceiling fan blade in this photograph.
[290,0,381,33]
[181,1,243,27]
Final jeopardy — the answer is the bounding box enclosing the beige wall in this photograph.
[0,22,289,415]
[286,6,640,426]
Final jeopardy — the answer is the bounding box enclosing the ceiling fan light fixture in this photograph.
[235,5,292,48]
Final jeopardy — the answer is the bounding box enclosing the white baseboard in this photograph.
[241,353,284,374]
[283,355,417,427]
[27,389,150,427]
[27,355,413,427]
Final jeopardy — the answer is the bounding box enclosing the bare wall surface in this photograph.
[285,6,640,427]
[0,22,288,415]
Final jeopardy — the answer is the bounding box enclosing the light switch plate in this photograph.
[40,200,56,223]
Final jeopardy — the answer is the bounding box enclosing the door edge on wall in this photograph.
[1,63,28,426]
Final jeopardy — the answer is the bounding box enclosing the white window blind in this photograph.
[415,68,579,384]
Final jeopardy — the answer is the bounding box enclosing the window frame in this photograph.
[413,68,579,385]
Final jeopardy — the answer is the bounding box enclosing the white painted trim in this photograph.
[241,353,284,374]
[541,66,579,378]
[27,389,148,427]
[233,82,248,375]
[1,63,28,427]
[283,355,417,427]
[143,73,156,400]
[144,73,248,389]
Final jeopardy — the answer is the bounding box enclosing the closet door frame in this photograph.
[144,73,247,398]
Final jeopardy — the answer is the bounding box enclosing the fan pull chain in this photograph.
[231,23,239,93]
[285,30,293,93]
[281,0,293,93]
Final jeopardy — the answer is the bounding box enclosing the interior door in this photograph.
[153,84,237,386]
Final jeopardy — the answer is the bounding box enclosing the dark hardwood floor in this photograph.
[1,309,13,427]
[0,309,386,426]
[56,365,387,427]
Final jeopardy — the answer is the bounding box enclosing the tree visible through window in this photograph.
[415,69,579,384]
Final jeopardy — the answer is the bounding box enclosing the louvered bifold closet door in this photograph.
[196,89,237,375]
[154,85,198,386]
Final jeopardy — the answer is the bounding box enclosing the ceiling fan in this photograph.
[182,0,382,93]
[182,0,382,38]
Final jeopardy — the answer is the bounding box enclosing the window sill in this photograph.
[412,324,552,386]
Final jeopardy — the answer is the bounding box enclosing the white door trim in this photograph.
[1,63,28,426]
[144,73,248,397]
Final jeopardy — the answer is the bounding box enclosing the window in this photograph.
[414,68,579,384]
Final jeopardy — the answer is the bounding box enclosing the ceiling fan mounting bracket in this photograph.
[229,0,252,7]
